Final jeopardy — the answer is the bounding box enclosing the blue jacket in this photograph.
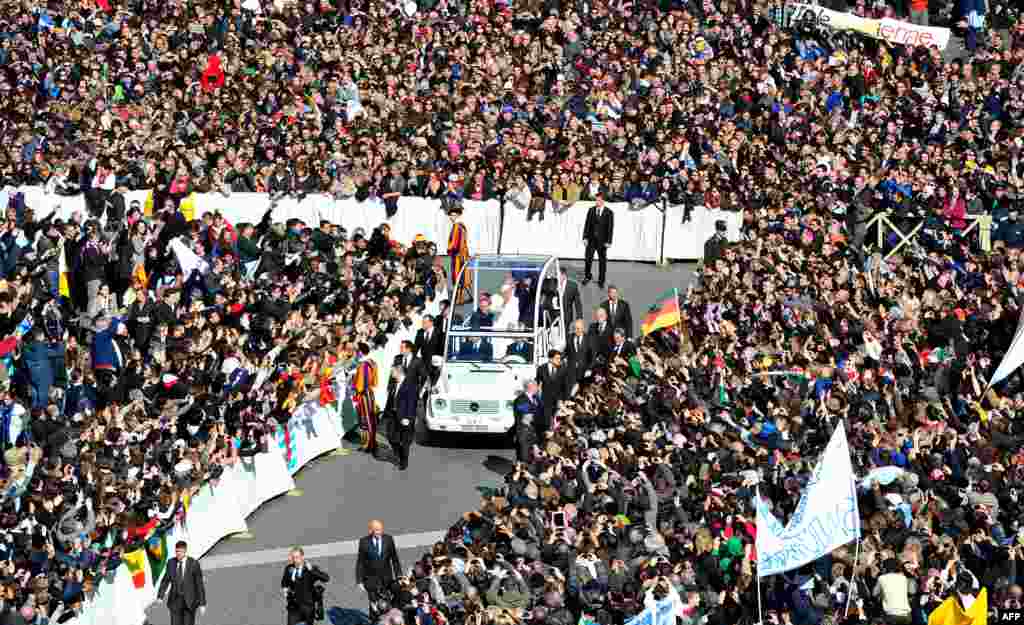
[22,340,64,393]
[458,339,493,361]
[64,382,98,417]
[514,393,541,422]
[91,318,124,370]
[506,341,532,359]
[1002,221,1024,248]
[958,0,985,18]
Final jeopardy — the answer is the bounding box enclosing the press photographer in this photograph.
[281,546,329,625]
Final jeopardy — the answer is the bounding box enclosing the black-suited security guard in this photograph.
[281,546,330,625]
[703,219,729,265]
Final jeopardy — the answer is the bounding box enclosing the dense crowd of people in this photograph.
[1,0,1024,623]
[0,0,1020,216]
[333,4,1024,625]
[0,195,442,623]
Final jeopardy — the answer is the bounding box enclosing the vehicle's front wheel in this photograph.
[418,397,437,447]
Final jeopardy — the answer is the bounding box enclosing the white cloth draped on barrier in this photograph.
[500,201,745,261]
[9,186,151,220]
[10,186,744,260]
[500,201,665,262]
[275,402,344,475]
[191,194,501,255]
[7,187,501,255]
[662,205,744,259]
[70,451,294,625]
[226,450,296,519]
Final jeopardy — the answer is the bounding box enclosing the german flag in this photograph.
[640,288,681,336]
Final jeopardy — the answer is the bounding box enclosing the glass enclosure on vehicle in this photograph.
[427,255,564,434]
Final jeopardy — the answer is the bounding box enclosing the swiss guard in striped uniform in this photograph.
[447,206,471,305]
[352,342,380,456]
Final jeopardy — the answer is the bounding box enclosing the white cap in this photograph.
[221,356,241,376]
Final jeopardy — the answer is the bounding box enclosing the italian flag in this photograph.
[641,288,681,336]
[123,548,148,589]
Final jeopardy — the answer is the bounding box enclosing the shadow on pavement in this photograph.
[482,454,515,477]
[416,429,511,450]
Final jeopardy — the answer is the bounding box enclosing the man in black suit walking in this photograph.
[383,367,418,470]
[155,541,207,625]
[587,307,613,362]
[600,285,634,339]
[281,546,330,625]
[394,340,426,388]
[513,380,541,462]
[415,316,443,383]
[558,267,583,329]
[565,318,592,386]
[536,349,567,435]
[610,328,637,360]
[582,194,614,288]
[356,520,402,612]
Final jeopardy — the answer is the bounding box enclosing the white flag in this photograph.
[988,309,1024,388]
[756,424,860,577]
[170,237,210,278]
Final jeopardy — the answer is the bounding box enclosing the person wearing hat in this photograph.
[703,220,729,266]
[351,342,381,457]
[447,206,472,305]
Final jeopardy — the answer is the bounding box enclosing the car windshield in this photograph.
[448,256,549,334]
[446,333,536,364]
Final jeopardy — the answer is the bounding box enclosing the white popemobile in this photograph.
[426,255,565,435]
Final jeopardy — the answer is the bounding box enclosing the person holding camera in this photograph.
[281,546,330,625]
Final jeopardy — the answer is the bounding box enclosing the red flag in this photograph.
[200,55,225,92]
[96,0,112,11]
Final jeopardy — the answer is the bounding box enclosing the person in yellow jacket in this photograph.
[351,342,380,456]
[447,206,471,305]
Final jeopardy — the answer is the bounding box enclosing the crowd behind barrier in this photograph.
[7,186,749,261]
[64,314,425,625]
[11,184,1012,262]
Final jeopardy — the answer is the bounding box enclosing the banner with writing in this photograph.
[756,423,860,577]
[788,3,951,49]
